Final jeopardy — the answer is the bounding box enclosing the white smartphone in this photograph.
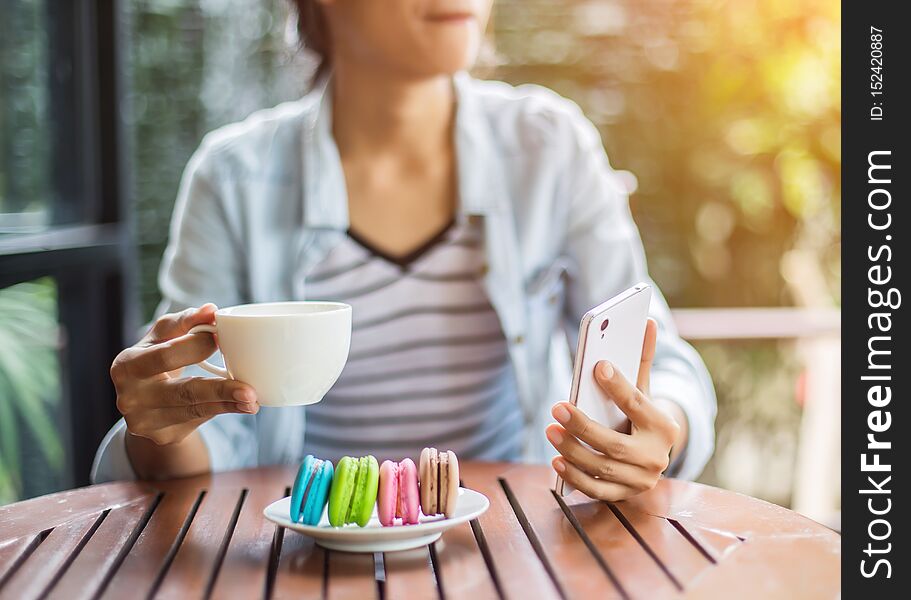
[555,282,652,496]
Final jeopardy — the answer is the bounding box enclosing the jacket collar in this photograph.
[299,71,506,230]
[300,74,348,230]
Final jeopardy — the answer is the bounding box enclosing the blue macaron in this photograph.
[290,455,334,526]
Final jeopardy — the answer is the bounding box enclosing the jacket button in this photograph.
[512,334,524,345]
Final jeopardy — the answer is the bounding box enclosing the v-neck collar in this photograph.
[299,71,509,232]
[346,218,457,269]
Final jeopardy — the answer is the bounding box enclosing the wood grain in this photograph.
[209,477,288,599]
[460,464,560,600]
[0,534,42,588]
[156,488,245,599]
[1,511,104,598]
[608,504,710,590]
[383,546,438,599]
[682,535,841,600]
[670,517,742,562]
[563,494,677,599]
[101,487,202,599]
[271,528,326,600]
[432,521,499,599]
[502,467,623,599]
[326,551,377,600]
[47,496,157,600]
[0,483,150,541]
[620,478,827,539]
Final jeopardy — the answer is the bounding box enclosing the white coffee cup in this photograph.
[187,301,351,407]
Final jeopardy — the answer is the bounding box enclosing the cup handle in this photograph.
[187,324,230,378]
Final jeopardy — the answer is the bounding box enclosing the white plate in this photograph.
[263,487,489,553]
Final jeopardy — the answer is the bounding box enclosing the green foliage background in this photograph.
[0,0,51,220]
[0,280,64,505]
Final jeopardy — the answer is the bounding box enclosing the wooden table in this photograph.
[0,463,839,599]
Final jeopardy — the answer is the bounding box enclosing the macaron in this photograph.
[328,455,380,527]
[378,458,421,526]
[419,447,460,518]
[290,455,334,526]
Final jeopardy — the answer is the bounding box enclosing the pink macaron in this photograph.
[377,458,421,526]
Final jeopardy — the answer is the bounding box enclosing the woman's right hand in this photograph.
[110,303,259,446]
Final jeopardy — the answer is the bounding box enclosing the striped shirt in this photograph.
[302,218,523,463]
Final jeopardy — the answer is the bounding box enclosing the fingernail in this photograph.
[598,361,614,379]
[553,459,566,474]
[233,389,255,403]
[238,402,258,414]
[547,428,564,445]
[553,404,571,424]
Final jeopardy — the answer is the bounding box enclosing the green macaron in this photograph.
[328,455,380,527]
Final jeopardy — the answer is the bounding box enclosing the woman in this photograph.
[94,0,716,501]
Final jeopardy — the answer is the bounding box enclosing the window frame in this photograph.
[0,0,134,490]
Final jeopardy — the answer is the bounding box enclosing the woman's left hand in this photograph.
[546,318,683,501]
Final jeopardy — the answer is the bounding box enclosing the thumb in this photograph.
[146,304,218,344]
[637,318,657,394]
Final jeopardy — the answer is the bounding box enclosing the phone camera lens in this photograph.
[600,319,609,332]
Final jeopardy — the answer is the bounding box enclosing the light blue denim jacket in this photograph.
[93,73,716,482]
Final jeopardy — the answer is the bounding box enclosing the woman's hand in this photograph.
[546,319,685,501]
[110,304,259,447]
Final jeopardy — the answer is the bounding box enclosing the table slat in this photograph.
[0,483,150,542]
[101,486,202,599]
[1,511,103,598]
[461,466,561,600]
[621,478,806,538]
[326,551,377,600]
[502,468,625,599]
[610,504,712,589]
[271,528,326,599]
[564,495,678,599]
[683,536,840,599]
[156,487,245,599]
[432,521,499,599]
[0,534,41,587]
[672,517,742,562]
[47,496,157,600]
[383,546,438,599]
[209,484,287,599]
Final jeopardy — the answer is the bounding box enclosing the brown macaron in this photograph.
[419,447,460,517]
